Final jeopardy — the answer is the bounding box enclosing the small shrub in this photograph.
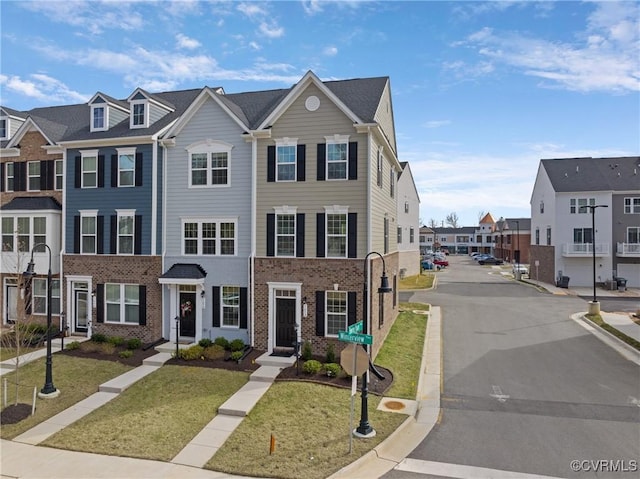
[81,341,101,353]
[198,338,213,348]
[119,350,133,359]
[214,337,230,350]
[17,323,48,335]
[302,359,322,375]
[126,338,142,350]
[65,341,81,350]
[99,342,116,355]
[301,341,313,360]
[229,339,245,352]
[325,343,336,363]
[203,344,225,360]
[91,333,107,343]
[230,350,244,362]
[108,336,125,347]
[178,345,205,360]
[324,363,341,378]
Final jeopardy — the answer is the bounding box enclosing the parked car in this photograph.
[478,256,504,265]
[473,254,490,261]
[434,258,449,267]
[512,264,529,276]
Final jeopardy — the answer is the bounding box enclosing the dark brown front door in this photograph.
[275,298,296,348]
[179,292,196,337]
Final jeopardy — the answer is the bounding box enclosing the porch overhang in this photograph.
[159,263,207,285]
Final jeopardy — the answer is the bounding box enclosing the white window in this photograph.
[326,290,347,336]
[187,141,231,187]
[222,286,240,328]
[117,147,136,187]
[5,162,14,191]
[1,217,14,252]
[0,117,7,139]
[326,209,347,258]
[55,160,63,190]
[624,198,640,214]
[27,161,40,191]
[81,150,98,188]
[573,228,592,244]
[105,283,139,324]
[182,219,236,256]
[570,197,594,214]
[376,148,383,187]
[116,210,134,255]
[325,136,348,180]
[410,227,415,243]
[91,105,107,131]
[276,213,296,257]
[404,201,409,213]
[31,278,59,315]
[628,227,640,244]
[1,216,45,253]
[276,139,297,182]
[80,211,97,254]
[131,101,147,128]
[389,168,395,198]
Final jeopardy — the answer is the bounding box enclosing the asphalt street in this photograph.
[390,256,640,479]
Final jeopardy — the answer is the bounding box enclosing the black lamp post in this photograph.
[24,243,59,398]
[514,220,520,271]
[587,205,608,304]
[355,251,392,437]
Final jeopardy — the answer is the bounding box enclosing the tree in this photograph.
[478,210,486,223]
[427,218,438,229]
[445,212,460,228]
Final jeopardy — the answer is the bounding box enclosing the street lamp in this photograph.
[23,243,59,398]
[355,251,392,438]
[514,220,520,271]
[587,205,608,311]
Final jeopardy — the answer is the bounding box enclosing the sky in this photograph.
[1,0,638,227]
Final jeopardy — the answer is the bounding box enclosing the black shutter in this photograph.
[74,156,81,188]
[239,287,248,329]
[348,142,358,180]
[135,152,143,187]
[96,284,104,323]
[134,215,142,254]
[315,290,325,336]
[267,146,276,182]
[297,144,306,181]
[97,215,104,254]
[110,215,117,254]
[316,144,326,181]
[0,163,4,192]
[296,213,305,257]
[316,213,325,258]
[212,286,220,327]
[74,215,80,253]
[348,292,357,326]
[138,286,147,325]
[111,154,118,187]
[266,214,275,257]
[15,162,26,191]
[348,213,357,258]
[97,155,105,188]
[41,160,54,190]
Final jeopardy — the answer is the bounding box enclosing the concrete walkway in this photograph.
[0,336,88,376]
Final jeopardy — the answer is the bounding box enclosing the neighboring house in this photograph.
[419,226,435,255]
[433,227,475,254]
[396,162,420,277]
[530,156,640,287]
[494,217,531,265]
[0,107,67,329]
[472,212,496,255]
[58,88,200,343]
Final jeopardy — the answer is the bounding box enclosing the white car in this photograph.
[512,264,529,276]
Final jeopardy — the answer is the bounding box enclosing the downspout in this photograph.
[367,126,373,254]
[160,140,167,339]
[151,137,158,255]
[60,150,66,333]
[250,133,257,348]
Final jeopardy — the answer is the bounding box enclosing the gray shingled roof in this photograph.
[542,156,640,192]
[432,227,477,234]
[1,196,62,211]
[503,218,531,231]
[160,263,207,280]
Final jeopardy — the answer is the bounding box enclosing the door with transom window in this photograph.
[275,291,296,348]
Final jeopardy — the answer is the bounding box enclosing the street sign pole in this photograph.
[348,348,357,454]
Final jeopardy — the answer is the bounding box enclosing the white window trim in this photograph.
[116,147,136,187]
[5,161,14,192]
[186,140,232,188]
[55,159,63,191]
[27,161,40,192]
[79,209,98,255]
[2,215,47,253]
[130,100,148,129]
[275,137,298,183]
[90,105,108,132]
[105,283,140,324]
[80,149,99,189]
[220,285,241,329]
[274,206,297,257]
[324,134,349,181]
[624,197,640,214]
[324,205,349,258]
[115,209,135,255]
[325,290,348,337]
[0,116,8,140]
[181,217,238,256]
[627,226,640,243]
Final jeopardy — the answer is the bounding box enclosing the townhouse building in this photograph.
[396,162,421,277]
[493,217,531,264]
[530,156,640,287]
[419,226,435,255]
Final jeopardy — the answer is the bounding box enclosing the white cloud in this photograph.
[302,0,324,15]
[323,46,338,56]
[237,2,267,19]
[259,21,284,38]
[424,120,451,129]
[0,73,88,104]
[248,41,261,51]
[176,33,201,50]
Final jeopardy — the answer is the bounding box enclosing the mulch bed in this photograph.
[165,347,264,372]
[59,344,159,367]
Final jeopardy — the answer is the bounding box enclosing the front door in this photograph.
[75,290,89,333]
[275,298,296,348]
[179,292,196,338]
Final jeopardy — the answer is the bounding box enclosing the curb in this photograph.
[571,313,640,365]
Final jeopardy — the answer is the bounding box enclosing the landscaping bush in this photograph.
[65,341,81,350]
[178,345,205,360]
[229,339,245,352]
[119,350,133,359]
[198,338,213,348]
[301,341,313,360]
[82,341,102,353]
[126,338,142,350]
[302,359,322,374]
[108,336,125,347]
[91,333,107,343]
[230,350,244,362]
[99,342,116,355]
[214,337,229,350]
[325,343,336,363]
[202,344,225,360]
[17,323,48,335]
[324,363,341,377]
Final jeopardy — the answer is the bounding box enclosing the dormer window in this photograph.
[91,105,107,132]
[131,100,148,128]
[0,116,7,140]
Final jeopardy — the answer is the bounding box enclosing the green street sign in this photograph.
[338,331,373,345]
[347,321,363,334]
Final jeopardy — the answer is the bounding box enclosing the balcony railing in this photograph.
[617,242,640,256]
[562,243,609,256]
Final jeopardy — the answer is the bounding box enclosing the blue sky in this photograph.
[1,1,638,227]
